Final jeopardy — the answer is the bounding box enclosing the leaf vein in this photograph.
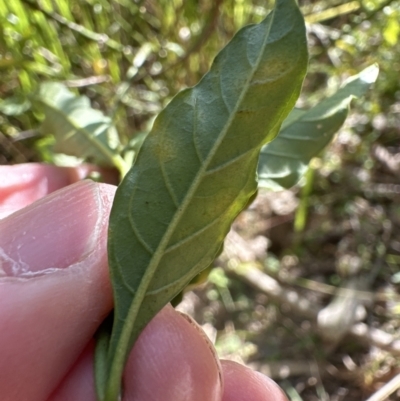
[192,96,204,163]
[160,161,180,208]
[146,258,209,296]
[165,214,224,254]
[128,217,155,255]
[205,147,255,175]
[219,74,233,114]
[112,251,137,295]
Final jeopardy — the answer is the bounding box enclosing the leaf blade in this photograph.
[258,64,379,190]
[35,82,127,175]
[100,1,308,399]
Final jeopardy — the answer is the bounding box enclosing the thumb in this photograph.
[0,180,116,401]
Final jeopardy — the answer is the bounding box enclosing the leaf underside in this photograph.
[258,64,379,190]
[36,82,120,167]
[98,0,308,399]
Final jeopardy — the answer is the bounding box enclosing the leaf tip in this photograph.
[359,64,379,85]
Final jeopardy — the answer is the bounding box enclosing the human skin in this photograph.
[0,163,288,401]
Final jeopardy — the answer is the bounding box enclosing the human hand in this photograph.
[0,164,287,401]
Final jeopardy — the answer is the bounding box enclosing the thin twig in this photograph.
[364,372,400,401]
[11,130,38,142]
[249,360,323,380]
[64,75,111,87]
[291,276,400,302]
[226,261,320,319]
[305,1,360,24]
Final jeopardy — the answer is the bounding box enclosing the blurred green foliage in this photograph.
[0,0,274,162]
[0,0,399,169]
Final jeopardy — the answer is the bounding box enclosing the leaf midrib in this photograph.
[106,5,279,396]
[109,4,276,377]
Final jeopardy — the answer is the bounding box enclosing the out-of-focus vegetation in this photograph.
[0,0,276,163]
[2,0,397,166]
[1,0,400,400]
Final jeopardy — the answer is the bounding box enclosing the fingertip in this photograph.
[0,180,115,274]
[48,307,224,401]
[123,306,223,401]
[221,360,288,401]
[97,182,117,215]
[0,180,115,401]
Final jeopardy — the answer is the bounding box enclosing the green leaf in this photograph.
[0,95,31,116]
[98,0,308,399]
[258,64,379,190]
[35,82,128,176]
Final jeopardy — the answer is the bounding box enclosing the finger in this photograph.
[0,180,116,401]
[0,163,118,218]
[221,360,288,401]
[123,307,223,401]
[48,341,96,401]
[49,307,223,401]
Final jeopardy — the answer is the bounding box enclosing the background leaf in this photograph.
[98,0,308,399]
[35,82,128,175]
[0,95,31,116]
[257,64,379,190]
